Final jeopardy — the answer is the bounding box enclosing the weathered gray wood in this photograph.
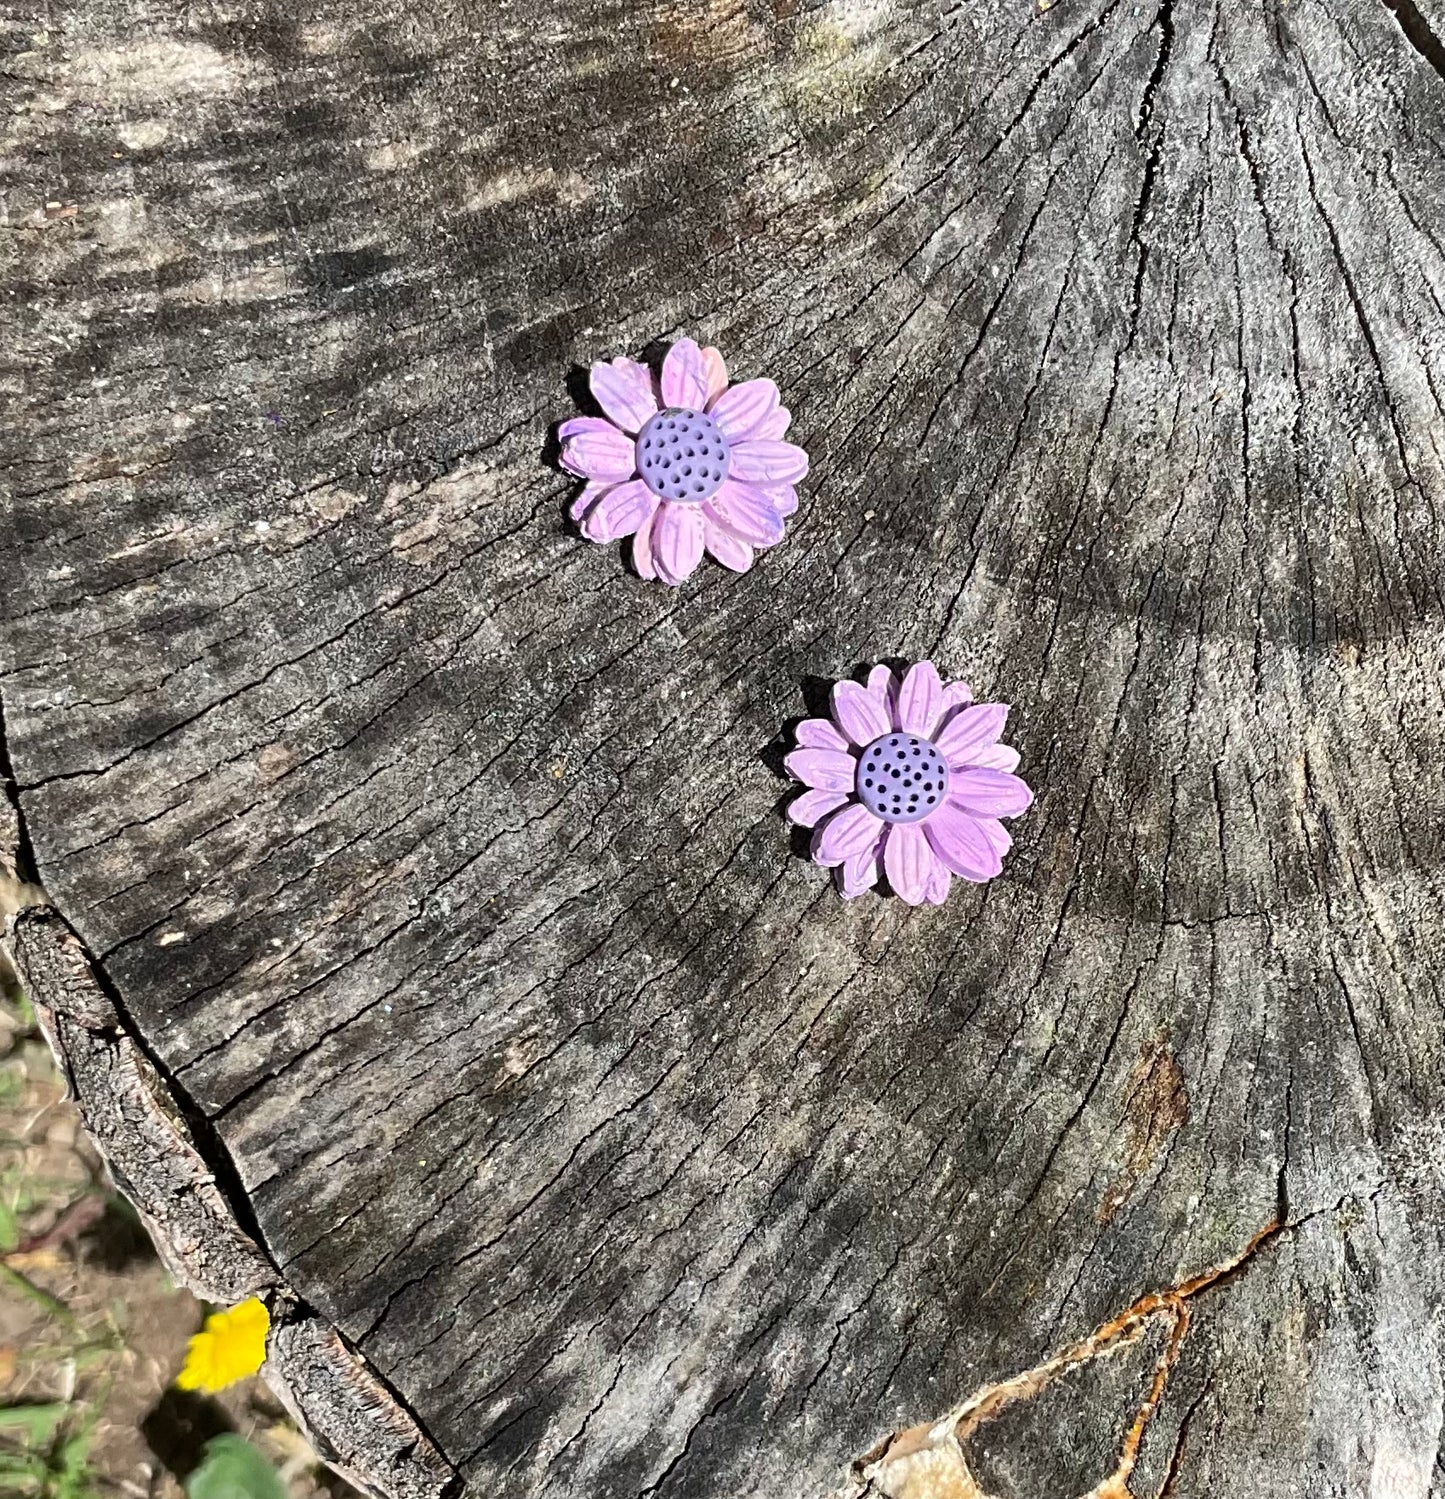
[3,1,1443,1496]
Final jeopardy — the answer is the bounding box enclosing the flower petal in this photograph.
[978,817,1013,859]
[796,717,850,752]
[935,703,1009,767]
[897,661,943,735]
[832,679,891,746]
[569,479,609,523]
[838,841,883,899]
[728,439,809,484]
[632,504,658,580]
[176,1298,270,1394]
[788,788,848,828]
[652,501,705,585]
[662,338,710,409]
[933,684,975,739]
[580,479,656,542]
[710,378,781,442]
[703,518,754,573]
[760,483,798,516]
[757,405,791,440]
[940,680,973,715]
[703,478,786,547]
[703,346,728,405]
[924,859,951,905]
[883,822,934,905]
[813,803,883,867]
[866,665,899,727]
[589,358,656,433]
[560,423,636,482]
[923,802,1004,882]
[948,768,1033,817]
[784,749,856,793]
[969,743,1021,773]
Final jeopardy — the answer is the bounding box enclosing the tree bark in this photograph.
[3,2,1443,1497]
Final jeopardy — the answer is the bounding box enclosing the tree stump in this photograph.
[4,2,1443,1496]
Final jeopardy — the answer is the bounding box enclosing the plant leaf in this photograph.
[186,1436,287,1499]
[0,1403,67,1443]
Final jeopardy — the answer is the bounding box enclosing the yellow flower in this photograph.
[175,1297,270,1393]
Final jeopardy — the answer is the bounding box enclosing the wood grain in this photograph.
[3,0,1442,1495]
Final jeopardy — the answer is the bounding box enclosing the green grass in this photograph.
[0,1161,85,1325]
[0,989,115,1499]
[0,1069,23,1112]
[0,1400,104,1499]
[0,993,35,1112]
[0,1263,75,1325]
[0,1133,78,1257]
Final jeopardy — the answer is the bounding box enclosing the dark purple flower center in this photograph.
[856,734,950,824]
[635,408,730,504]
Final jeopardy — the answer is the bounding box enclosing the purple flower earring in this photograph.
[558,339,809,586]
[786,663,1033,905]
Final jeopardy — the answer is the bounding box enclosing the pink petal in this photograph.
[757,406,791,440]
[703,478,786,547]
[788,788,848,828]
[661,338,709,409]
[812,803,883,867]
[940,681,973,714]
[796,717,850,752]
[702,346,728,405]
[589,358,656,434]
[935,704,1009,767]
[832,680,891,746]
[703,519,754,573]
[653,501,705,585]
[560,423,636,482]
[761,483,798,516]
[569,479,609,523]
[866,665,899,727]
[837,841,883,899]
[580,479,656,542]
[632,504,658,580]
[897,661,943,735]
[729,439,809,485]
[784,749,856,793]
[948,768,1033,818]
[924,860,951,905]
[923,802,1003,882]
[978,817,1013,859]
[933,683,976,740]
[710,379,781,442]
[970,743,1021,773]
[558,415,617,442]
[883,822,934,905]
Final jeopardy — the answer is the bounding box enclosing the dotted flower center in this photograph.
[635,408,730,504]
[856,734,950,824]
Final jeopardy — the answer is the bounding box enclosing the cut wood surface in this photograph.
[3,1,1443,1496]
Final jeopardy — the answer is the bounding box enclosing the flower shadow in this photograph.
[544,364,595,531]
[763,673,835,860]
[141,1388,233,1485]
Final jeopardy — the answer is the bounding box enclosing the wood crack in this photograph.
[844,1190,1370,1499]
[1379,0,1445,86]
